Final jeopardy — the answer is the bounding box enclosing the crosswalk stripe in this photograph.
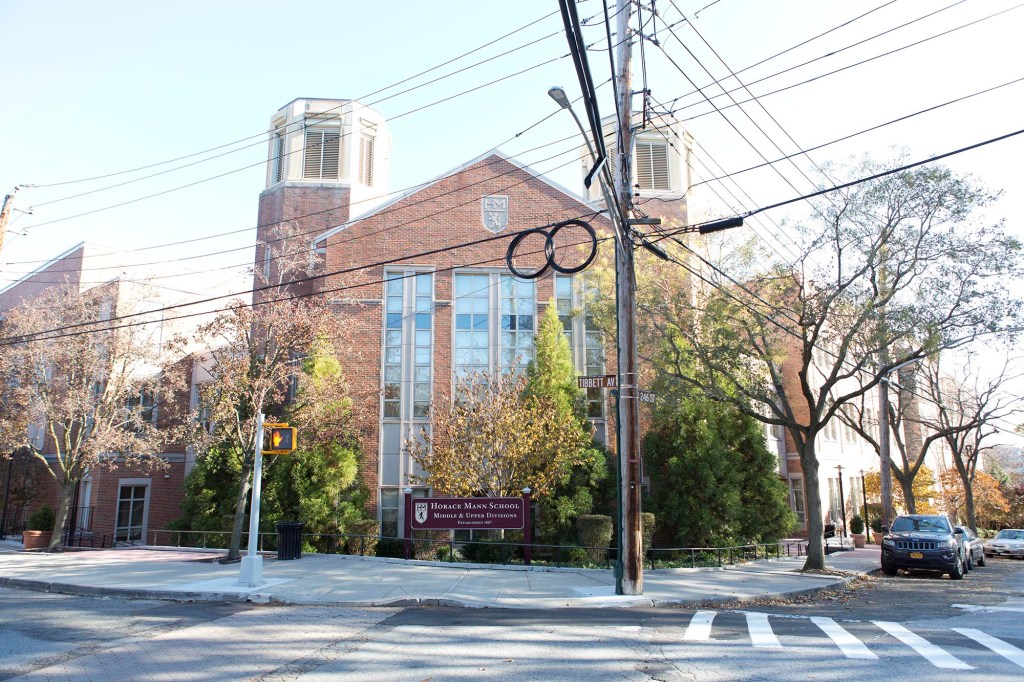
[810,617,877,659]
[952,628,1024,669]
[746,612,781,648]
[873,621,972,669]
[683,610,716,641]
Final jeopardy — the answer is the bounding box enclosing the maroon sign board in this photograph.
[410,497,526,531]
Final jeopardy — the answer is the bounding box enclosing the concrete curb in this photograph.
[0,571,870,610]
[0,576,251,603]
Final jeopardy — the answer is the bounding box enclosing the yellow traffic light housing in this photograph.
[263,424,297,454]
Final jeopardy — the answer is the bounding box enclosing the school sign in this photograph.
[410,497,526,531]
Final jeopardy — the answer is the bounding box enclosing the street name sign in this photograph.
[410,497,526,531]
[577,374,618,389]
[638,390,656,404]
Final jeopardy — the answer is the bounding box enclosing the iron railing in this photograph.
[145,529,804,570]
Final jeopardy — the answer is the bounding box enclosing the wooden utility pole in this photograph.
[612,0,643,596]
[0,187,19,258]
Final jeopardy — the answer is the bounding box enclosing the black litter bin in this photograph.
[276,521,305,560]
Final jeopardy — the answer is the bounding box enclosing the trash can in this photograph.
[276,521,305,560]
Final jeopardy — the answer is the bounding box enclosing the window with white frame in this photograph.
[849,476,862,517]
[303,126,341,180]
[359,122,375,186]
[380,271,434,537]
[555,275,606,421]
[272,128,286,184]
[789,476,806,527]
[125,389,156,431]
[115,481,149,543]
[635,139,670,191]
[191,383,215,434]
[827,477,842,524]
[453,272,535,383]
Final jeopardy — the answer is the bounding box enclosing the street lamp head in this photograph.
[548,86,572,110]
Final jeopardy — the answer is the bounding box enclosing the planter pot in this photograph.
[851,533,866,549]
[23,530,53,550]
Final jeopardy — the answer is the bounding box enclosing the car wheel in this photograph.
[949,558,965,580]
[881,564,898,576]
[966,553,973,571]
[978,554,986,567]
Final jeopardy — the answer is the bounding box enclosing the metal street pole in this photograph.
[239,412,266,587]
[0,455,13,540]
[836,464,847,541]
[860,469,871,543]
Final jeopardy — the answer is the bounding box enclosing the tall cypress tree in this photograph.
[525,301,611,543]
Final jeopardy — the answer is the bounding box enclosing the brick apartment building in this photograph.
[0,243,232,545]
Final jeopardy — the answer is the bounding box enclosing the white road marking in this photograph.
[953,628,1024,669]
[873,621,972,669]
[746,612,781,648]
[952,603,1024,613]
[810,617,877,659]
[683,610,716,641]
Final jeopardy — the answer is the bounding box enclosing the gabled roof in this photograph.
[311,149,601,250]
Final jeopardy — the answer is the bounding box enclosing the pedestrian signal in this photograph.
[263,424,297,454]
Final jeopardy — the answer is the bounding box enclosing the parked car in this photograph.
[955,525,985,568]
[983,529,1024,559]
[881,514,967,579]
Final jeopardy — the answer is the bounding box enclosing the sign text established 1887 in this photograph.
[411,497,526,531]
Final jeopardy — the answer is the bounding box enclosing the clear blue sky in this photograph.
[2,1,1022,313]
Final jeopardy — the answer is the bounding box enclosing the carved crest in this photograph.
[482,195,509,233]
[414,502,429,524]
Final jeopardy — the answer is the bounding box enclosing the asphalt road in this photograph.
[1,559,1022,681]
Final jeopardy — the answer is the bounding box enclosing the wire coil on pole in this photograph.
[505,219,598,280]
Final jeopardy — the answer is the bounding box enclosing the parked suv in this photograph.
[881,514,967,579]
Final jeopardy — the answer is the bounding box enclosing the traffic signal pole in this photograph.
[239,412,266,586]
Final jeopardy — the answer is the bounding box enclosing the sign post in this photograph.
[522,488,532,566]
[239,412,266,587]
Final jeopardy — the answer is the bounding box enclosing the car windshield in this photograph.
[994,530,1024,540]
[891,517,950,533]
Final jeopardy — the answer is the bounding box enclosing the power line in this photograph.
[28,7,567,190]
[17,48,578,232]
[689,75,1024,188]
[0,136,595,286]
[675,2,1022,122]
[0,212,608,346]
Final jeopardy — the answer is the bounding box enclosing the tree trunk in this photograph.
[48,479,76,552]
[963,476,977,531]
[901,477,916,514]
[799,439,826,570]
[226,451,254,561]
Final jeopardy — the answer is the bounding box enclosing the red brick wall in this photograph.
[0,245,86,316]
[319,155,615,509]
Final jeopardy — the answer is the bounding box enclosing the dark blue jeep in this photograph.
[881,514,967,580]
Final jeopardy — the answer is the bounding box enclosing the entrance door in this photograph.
[115,485,148,543]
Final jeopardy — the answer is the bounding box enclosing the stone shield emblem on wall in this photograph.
[482,195,509,233]
[415,502,429,524]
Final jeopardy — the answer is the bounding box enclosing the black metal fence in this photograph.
[146,529,804,570]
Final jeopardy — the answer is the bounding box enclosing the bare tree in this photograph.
[0,285,175,549]
[189,296,333,561]
[649,158,1021,569]
[922,351,1022,532]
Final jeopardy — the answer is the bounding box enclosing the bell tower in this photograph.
[254,98,391,300]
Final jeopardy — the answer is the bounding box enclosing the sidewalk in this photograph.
[0,538,881,609]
